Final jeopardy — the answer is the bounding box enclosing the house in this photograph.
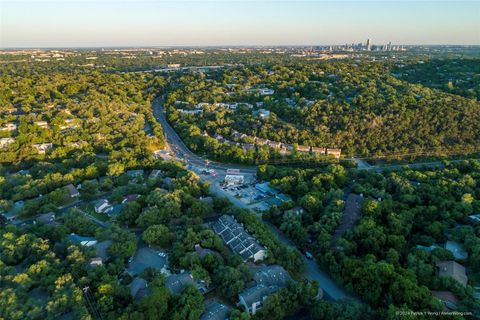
[163,177,173,188]
[437,261,468,287]
[129,277,149,300]
[238,284,276,315]
[0,138,14,149]
[311,147,325,154]
[238,265,291,315]
[267,141,282,149]
[60,119,77,131]
[255,138,269,146]
[284,206,304,216]
[445,241,468,260]
[326,148,342,159]
[194,244,216,260]
[276,193,292,203]
[468,214,480,224]
[197,102,211,109]
[125,170,144,179]
[201,300,230,320]
[94,199,113,214]
[89,257,103,267]
[214,133,224,141]
[224,175,244,187]
[253,265,291,287]
[153,149,171,160]
[127,246,169,276]
[257,109,270,119]
[32,143,53,154]
[109,204,124,216]
[2,211,18,223]
[149,169,164,179]
[431,291,460,310]
[94,240,113,261]
[68,141,86,148]
[242,143,255,151]
[122,194,139,204]
[258,88,274,95]
[212,215,267,262]
[266,197,284,207]
[1,123,17,131]
[178,109,202,115]
[65,184,80,198]
[36,212,56,225]
[297,145,311,153]
[68,233,97,246]
[34,121,49,129]
[166,272,196,295]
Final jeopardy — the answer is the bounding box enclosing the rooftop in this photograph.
[212,215,265,262]
[437,261,468,287]
[166,272,195,295]
[200,300,230,320]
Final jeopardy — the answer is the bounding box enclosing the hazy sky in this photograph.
[1,0,479,48]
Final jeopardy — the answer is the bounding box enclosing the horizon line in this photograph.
[2,44,480,50]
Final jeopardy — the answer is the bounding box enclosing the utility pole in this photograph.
[83,286,103,320]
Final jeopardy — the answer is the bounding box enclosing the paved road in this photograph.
[152,97,354,301]
[265,221,356,301]
[152,98,256,174]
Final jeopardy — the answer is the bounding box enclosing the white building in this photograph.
[258,88,274,95]
[34,121,49,129]
[0,138,14,149]
[1,123,17,131]
[94,199,113,214]
[224,175,244,187]
[32,143,53,154]
[257,109,270,119]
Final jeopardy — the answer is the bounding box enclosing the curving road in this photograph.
[152,98,257,174]
[152,97,479,302]
[152,97,355,301]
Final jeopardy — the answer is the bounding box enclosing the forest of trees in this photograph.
[164,59,480,162]
[261,160,480,318]
[1,50,479,319]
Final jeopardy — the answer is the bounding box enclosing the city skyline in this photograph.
[1,0,479,48]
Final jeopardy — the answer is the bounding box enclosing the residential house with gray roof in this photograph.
[212,215,266,262]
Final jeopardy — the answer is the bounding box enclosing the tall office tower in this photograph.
[388,42,392,51]
[366,38,371,51]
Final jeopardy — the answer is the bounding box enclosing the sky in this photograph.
[0,0,479,48]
